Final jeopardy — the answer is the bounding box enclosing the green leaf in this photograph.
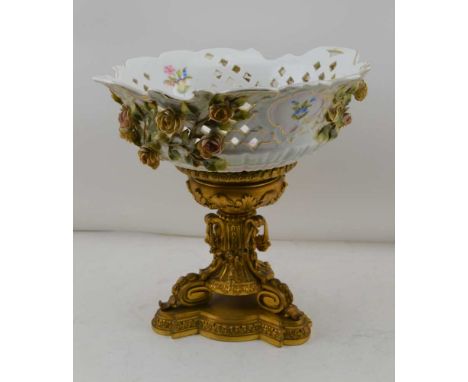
[145,101,158,110]
[233,110,251,121]
[204,157,227,171]
[203,160,216,171]
[168,148,181,161]
[232,96,247,107]
[210,94,226,105]
[157,133,169,143]
[134,103,144,114]
[111,92,123,104]
[203,119,218,129]
[218,123,232,132]
[213,158,227,171]
[181,129,191,145]
[184,155,193,166]
[180,102,191,115]
[147,141,161,152]
[180,102,198,117]
[130,105,143,121]
[316,124,332,143]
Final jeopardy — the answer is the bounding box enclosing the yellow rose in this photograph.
[156,109,181,134]
[354,81,368,101]
[138,146,160,169]
[326,105,343,123]
[208,102,233,123]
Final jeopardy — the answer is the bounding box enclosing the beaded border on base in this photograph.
[152,309,312,347]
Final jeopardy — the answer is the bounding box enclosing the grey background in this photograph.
[74,0,394,242]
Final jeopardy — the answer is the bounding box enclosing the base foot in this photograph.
[152,295,312,347]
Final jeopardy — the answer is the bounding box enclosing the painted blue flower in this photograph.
[293,106,309,119]
[291,97,315,120]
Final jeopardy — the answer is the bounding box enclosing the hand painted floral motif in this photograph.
[110,90,254,171]
[290,97,317,120]
[163,65,192,94]
[316,80,367,143]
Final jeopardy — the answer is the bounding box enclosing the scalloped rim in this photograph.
[93,47,370,100]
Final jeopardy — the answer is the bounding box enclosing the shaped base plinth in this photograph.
[152,295,312,347]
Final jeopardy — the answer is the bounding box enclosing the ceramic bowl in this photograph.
[94,47,370,172]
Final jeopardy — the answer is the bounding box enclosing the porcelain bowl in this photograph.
[94,47,370,172]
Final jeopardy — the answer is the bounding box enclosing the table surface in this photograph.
[74,231,394,382]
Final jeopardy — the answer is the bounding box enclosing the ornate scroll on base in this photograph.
[152,163,312,346]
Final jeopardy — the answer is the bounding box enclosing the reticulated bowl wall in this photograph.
[94,47,370,172]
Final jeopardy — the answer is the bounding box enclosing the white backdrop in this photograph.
[74,0,394,242]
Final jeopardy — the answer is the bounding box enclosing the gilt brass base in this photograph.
[152,163,312,346]
[152,295,312,347]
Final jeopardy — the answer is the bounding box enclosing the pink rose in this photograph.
[118,106,132,129]
[342,113,352,126]
[197,135,224,159]
[164,65,175,75]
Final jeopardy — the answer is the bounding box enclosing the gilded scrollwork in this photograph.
[204,213,225,254]
[256,278,304,320]
[245,215,270,252]
[155,163,309,345]
[189,187,285,211]
[199,210,278,296]
[159,272,211,310]
[177,163,296,183]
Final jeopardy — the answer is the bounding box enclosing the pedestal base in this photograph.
[152,295,312,347]
[153,164,312,347]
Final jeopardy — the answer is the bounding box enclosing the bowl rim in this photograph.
[93,47,370,101]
